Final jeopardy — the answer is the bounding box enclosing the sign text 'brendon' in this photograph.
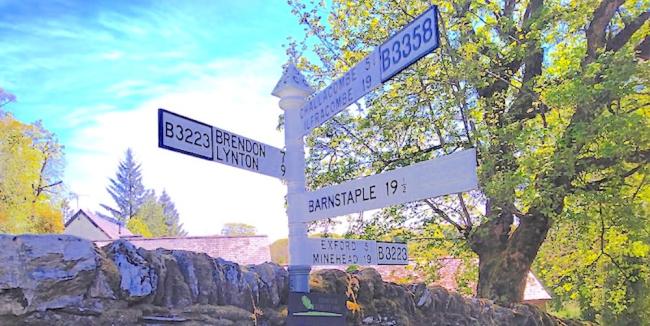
[158,109,287,179]
[213,128,270,172]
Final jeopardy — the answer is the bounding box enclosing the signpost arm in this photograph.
[272,63,314,293]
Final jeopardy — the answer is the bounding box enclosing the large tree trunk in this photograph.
[470,206,552,305]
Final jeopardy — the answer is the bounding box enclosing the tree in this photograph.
[100,148,148,224]
[221,223,257,236]
[270,238,289,265]
[535,177,649,322]
[1,93,66,234]
[126,191,187,238]
[287,0,648,309]
[129,192,168,237]
[127,217,153,238]
[159,190,187,236]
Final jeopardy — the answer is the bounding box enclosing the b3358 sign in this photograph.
[379,5,440,81]
[298,5,439,135]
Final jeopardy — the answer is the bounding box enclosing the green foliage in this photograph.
[127,216,152,238]
[270,238,288,265]
[0,107,66,234]
[129,193,168,237]
[159,190,187,236]
[100,148,148,223]
[127,191,185,238]
[536,172,650,323]
[288,0,649,316]
[101,150,186,237]
[221,223,257,236]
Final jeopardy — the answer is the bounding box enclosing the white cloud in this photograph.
[65,51,292,240]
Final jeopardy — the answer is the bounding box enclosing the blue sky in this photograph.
[0,0,310,239]
[1,0,302,138]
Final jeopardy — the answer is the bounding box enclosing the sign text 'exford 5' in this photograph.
[299,5,439,135]
[297,238,408,266]
[158,109,287,179]
[297,149,477,222]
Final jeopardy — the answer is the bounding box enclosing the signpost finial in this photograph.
[271,62,314,98]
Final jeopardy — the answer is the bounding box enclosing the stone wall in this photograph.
[0,235,590,325]
[94,234,271,265]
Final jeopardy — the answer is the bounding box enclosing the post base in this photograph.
[288,265,311,293]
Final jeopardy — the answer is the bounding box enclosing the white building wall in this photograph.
[64,216,110,241]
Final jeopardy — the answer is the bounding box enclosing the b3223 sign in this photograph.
[158,109,287,179]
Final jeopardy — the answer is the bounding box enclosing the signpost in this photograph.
[299,5,440,135]
[159,6,473,324]
[158,109,287,179]
[300,238,408,266]
[297,149,477,222]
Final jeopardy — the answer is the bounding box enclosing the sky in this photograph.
[0,0,311,240]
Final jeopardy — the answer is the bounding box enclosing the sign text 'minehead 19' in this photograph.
[299,238,409,266]
[158,109,286,179]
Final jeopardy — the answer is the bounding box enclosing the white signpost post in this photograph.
[271,5,451,298]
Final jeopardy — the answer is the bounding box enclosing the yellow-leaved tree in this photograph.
[0,90,66,234]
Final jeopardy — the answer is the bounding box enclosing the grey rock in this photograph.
[0,234,593,326]
[103,240,158,300]
[0,234,98,315]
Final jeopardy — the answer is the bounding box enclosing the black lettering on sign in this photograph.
[193,131,201,146]
[202,133,210,148]
[165,122,174,137]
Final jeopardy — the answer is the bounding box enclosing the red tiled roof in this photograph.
[66,209,133,239]
[95,235,271,265]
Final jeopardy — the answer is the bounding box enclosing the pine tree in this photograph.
[100,148,148,224]
[159,190,186,236]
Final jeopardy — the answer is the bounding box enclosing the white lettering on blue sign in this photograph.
[379,6,440,81]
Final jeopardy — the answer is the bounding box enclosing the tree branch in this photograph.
[39,181,63,191]
[585,0,626,63]
[575,149,650,173]
[456,193,473,230]
[423,199,467,237]
[606,11,650,53]
[576,164,645,192]
[636,35,650,60]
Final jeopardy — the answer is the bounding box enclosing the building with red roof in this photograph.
[64,209,133,241]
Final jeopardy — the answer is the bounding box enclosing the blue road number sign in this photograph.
[379,5,439,82]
